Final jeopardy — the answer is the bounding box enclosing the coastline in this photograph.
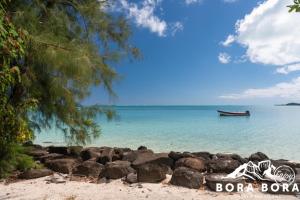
[1,176,298,200]
[1,143,299,200]
[34,105,300,161]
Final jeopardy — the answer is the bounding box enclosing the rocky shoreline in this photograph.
[17,143,300,195]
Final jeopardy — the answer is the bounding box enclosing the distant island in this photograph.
[276,102,300,106]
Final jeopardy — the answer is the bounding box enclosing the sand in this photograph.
[0,175,299,200]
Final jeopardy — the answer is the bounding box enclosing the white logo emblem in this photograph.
[226,160,295,186]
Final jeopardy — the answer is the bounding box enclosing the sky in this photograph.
[84,0,300,105]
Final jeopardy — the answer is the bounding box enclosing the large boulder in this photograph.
[130,152,173,183]
[272,159,298,172]
[207,158,240,174]
[192,152,212,160]
[96,147,129,164]
[170,167,203,189]
[137,146,148,151]
[48,146,69,155]
[45,158,77,174]
[72,161,104,178]
[68,146,83,157]
[111,148,124,161]
[132,153,174,169]
[205,173,245,192]
[122,149,154,163]
[137,163,168,183]
[175,157,206,172]
[80,147,102,161]
[25,149,49,159]
[100,161,135,179]
[40,153,66,163]
[168,151,195,161]
[97,147,114,164]
[214,153,247,164]
[249,152,269,162]
[23,143,48,159]
[48,146,83,157]
[296,168,300,175]
[18,168,53,179]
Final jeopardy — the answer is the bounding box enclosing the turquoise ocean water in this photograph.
[35,106,300,161]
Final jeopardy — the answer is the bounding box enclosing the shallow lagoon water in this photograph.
[35,106,300,161]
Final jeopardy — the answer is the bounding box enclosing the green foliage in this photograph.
[0,1,38,177]
[2,0,139,145]
[0,144,36,178]
[288,0,300,12]
[0,0,36,148]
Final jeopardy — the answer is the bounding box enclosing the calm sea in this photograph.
[35,106,300,161]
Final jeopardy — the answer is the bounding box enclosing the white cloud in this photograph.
[184,0,203,5]
[276,63,300,74]
[119,0,167,37]
[116,0,186,37]
[220,77,300,99]
[218,53,231,64]
[223,0,300,70]
[170,21,184,36]
[221,34,235,46]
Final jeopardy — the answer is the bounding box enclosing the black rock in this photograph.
[111,148,124,161]
[45,158,77,174]
[207,158,240,174]
[137,146,148,151]
[168,151,195,161]
[80,147,102,161]
[40,153,66,163]
[132,153,174,169]
[296,168,300,175]
[122,150,153,163]
[249,152,269,162]
[205,173,245,192]
[97,147,114,165]
[18,168,53,179]
[100,160,135,179]
[48,146,69,155]
[192,152,212,160]
[68,146,83,157]
[175,157,206,172]
[72,161,104,178]
[215,153,247,164]
[137,163,168,183]
[170,167,203,189]
[26,149,49,159]
[272,159,298,172]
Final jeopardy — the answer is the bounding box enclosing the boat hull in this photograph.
[217,110,250,117]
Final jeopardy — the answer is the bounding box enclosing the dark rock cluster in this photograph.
[21,144,300,193]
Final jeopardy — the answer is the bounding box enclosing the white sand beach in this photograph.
[0,175,299,200]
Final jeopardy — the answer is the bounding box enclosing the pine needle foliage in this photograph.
[4,0,139,145]
[288,0,300,12]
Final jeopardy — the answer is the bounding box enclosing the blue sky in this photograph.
[85,0,300,105]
